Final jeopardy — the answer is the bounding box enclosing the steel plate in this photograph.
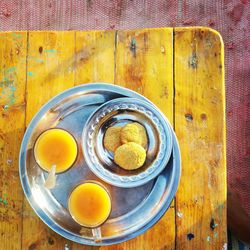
[19,83,181,246]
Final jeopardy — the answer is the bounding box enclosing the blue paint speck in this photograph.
[28,72,34,77]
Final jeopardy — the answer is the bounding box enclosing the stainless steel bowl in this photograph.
[82,97,173,188]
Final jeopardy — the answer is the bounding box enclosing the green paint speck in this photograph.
[207,236,210,242]
[10,85,16,91]
[28,72,34,77]
[0,80,16,108]
[130,38,136,56]
[12,33,22,39]
[28,56,44,63]
[0,195,8,206]
[214,232,218,238]
[5,66,16,74]
[44,49,56,53]
[131,38,136,45]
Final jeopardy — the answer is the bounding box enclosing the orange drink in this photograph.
[68,182,111,227]
[34,128,78,173]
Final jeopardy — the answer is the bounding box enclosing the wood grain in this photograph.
[0,32,27,250]
[73,30,116,250]
[75,30,115,85]
[22,31,75,250]
[174,27,227,249]
[102,28,176,250]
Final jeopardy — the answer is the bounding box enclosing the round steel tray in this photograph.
[19,83,181,246]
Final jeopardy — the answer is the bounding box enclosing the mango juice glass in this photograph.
[68,181,112,242]
[34,128,78,173]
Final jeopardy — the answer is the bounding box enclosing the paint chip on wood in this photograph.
[65,242,69,250]
[177,211,183,218]
[44,49,57,53]
[188,53,198,69]
[185,113,193,121]
[210,218,218,230]
[7,159,12,166]
[130,38,136,57]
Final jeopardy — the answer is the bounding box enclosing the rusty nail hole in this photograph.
[200,113,207,120]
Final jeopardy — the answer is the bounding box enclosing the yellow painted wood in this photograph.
[25,31,76,123]
[174,27,226,249]
[75,31,115,84]
[0,32,27,250]
[106,28,176,250]
[0,28,227,250]
[22,31,75,250]
[115,28,173,117]
[73,30,116,250]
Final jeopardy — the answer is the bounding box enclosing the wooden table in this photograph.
[0,28,226,250]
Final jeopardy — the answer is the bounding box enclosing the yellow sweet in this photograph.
[120,122,148,149]
[114,142,146,170]
[103,126,122,152]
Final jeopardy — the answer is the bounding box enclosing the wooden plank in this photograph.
[101,28,175,250]
[22,31,75,250]
[115,28,173,117]
[0,32,27,250]
[72,30,116,250]
[25,31,76,123]
[75,30,115,84]
[174,27,227,249]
